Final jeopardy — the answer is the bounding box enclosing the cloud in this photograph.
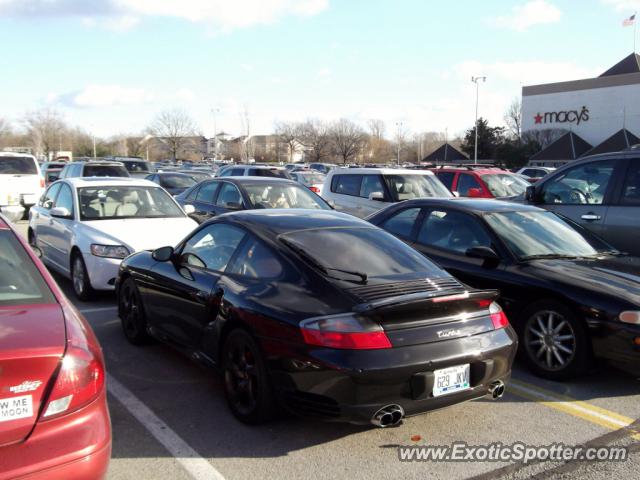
[602,0,640,11]
[489,0,562,31]
[240,63,254,72]
[0,0,329,32]
[51,84,155,108]
[318,68,332,77]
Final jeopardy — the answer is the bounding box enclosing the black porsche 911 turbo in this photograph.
[368,198,640,380]
[116,210,517,426]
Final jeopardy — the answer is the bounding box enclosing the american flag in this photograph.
[623,14,636,27]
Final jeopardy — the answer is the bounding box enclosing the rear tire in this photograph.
[222,329,276,424]
[520,300,589,380]
[71,252,94,301]
[119,278,153,345]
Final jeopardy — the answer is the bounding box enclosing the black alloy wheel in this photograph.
[119,278,152,345]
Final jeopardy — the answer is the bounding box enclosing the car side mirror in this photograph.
[183,204,196,214]
[466,246,500,263]
[224,201,242,210]
[152,246,174,262]
[368,191,385,201]
[467,188,483,198]
[50,207,72,218]
[525,185,539,203]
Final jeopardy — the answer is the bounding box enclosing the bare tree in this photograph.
[504,98,522,139]
[24,109,66,160]
[300,119,331,163]
[239,105,254,162]
[522,128,568,149]
[330,119,366,164]
[0,118,10,138]
[274,120,302,162]
[367,119,386,140]
[150,109,199,160]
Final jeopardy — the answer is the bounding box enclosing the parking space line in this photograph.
[107,373,226,480]
[79,306,117,314]
[509,379,640,440]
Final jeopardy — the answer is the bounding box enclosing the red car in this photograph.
[0,215,110,479]
[431,166,530,199]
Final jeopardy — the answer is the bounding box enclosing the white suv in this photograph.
[0,152,44,222]
[321,168,452,218]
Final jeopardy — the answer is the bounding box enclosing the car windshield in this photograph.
[244,184,331,209]
[0,230,55,305]
[84,164,129,177]
[482,174,529,197]
[0,156,37,175]
[78,186,185,220]
[161,175,197,189]
[298,172,325,184]
[123,161,152,173]
[384,174,452,200]
[485,211,599,259]
[280,227,444,280]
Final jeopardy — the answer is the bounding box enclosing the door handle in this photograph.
[581,213,601,221]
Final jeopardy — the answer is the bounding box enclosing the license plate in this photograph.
[432,364,470,397]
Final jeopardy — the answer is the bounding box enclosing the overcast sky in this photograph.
[1,0,638,137]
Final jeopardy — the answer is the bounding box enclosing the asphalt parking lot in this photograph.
[12,220,640,480]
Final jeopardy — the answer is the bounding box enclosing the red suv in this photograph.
[0,214,111,479]
[431,166,530,199]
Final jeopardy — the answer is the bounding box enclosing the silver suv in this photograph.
[523,152,640,255]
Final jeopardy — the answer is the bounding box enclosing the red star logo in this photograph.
[534,113,543,124]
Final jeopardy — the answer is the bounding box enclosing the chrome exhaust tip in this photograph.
[371,404,405,427]
[488,380,505,400]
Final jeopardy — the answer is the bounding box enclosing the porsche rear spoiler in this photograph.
[352,289,500,314]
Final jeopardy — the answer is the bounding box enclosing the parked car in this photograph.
[369,198,640,379]
[522,152,640,256]
[0,152,45,221]
[217,165,291,179]
[309,162,337,174]
[41,161,68,186]
[431,166,530,199]
[289,169,326,193]
[175,177,332,223]
[28,177,198,300]
[108,157,155,178]
[0,214,111,479]
[145,172,198,196]
[321,168,452,218]
[284,163,307,171]
[177,169,215,182]
[116,209,516,426]
[515,166,555,183]
[58,160,130,179]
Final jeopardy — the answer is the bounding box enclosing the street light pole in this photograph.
[395,121,403,167]
[471,76,486,165]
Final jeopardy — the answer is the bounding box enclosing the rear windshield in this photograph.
[481,173,529,198]
[0,156,37,175]
[84,164,130,177]
[160,174,197,189]
[249,168,289,178]
[384,174,452,200]
[0,231,55,305]
[280,227,444,279]
[122,161,152,173]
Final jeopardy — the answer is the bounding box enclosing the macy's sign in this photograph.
[534,106,590,126]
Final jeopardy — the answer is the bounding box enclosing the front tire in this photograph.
[222,329,276,424]
[71,252,94,301]
[119,278,153,345]
[521,300,589,380]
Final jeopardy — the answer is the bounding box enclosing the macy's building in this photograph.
[522,53,640,167]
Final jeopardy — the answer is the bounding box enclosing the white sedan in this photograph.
[28,177,198,300]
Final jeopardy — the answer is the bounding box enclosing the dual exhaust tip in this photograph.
[370,381,505,428]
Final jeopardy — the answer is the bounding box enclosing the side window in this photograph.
[456,174,481,196]
[381,208,421,240]
[621,160,640,205]
[216,183,242,207]
[360,175,385,199]
[417,210,492,254]
[229,237,284,279]
[40,184,61,209]
[186,185,200,201]
[231,168,245,176]
[54,184,74,215]
[180,224,246,271]
[195,182,219,203]
[541,160,615,205]
[436,172,455,190]
[331,174,362,196]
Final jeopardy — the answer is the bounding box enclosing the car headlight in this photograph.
[90,244,130,259]
[619,311,640,325]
